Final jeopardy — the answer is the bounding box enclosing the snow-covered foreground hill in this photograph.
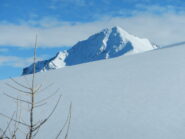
[1,44,185,139]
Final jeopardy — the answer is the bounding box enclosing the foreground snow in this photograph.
[1,44,185,139]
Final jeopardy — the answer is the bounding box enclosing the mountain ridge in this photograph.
[22,26,157,75]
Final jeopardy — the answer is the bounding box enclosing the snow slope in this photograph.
[1,44,185,139]
[23,26,157,75]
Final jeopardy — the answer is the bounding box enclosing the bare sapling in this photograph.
[0,35,72,139]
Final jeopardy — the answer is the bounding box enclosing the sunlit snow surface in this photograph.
[23,26,157,75]
[1,44,185,139]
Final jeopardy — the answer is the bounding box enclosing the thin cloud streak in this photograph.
[1,13,185,47]
[0,56,43,68]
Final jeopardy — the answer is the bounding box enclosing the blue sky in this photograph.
[1,0,185,80]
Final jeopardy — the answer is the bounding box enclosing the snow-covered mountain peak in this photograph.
[111,26,128,34]
[22,26,158,75]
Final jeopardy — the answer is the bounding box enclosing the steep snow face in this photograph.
[22,51,68,74]
[22,26,157,75]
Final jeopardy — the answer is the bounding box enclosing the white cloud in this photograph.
[0,56,42,68]
[1,13,185,48]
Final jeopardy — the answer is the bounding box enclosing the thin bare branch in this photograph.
[33,95,62,134]
[1,112,15,138]
[12,97,22,138]
[0,113,29,127]
[34,102,47,108]
[32,119,47,132]
[35,89,59,105]
[64,103,72,139]
[4,93,31,105]
[0,136,10,139]
[28,34,37,139]
[36,83,54,94]
[56,103,72,139]
[17,126,27,136]
[34,84,43,93]
[0,128,3,134]
[32,125,40,138]
[10,77,31,90]
[44,95,62,122]
[23,76,31,87]
[32,33,37,89]
[55,113,68,139]
[5,83,31,94]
